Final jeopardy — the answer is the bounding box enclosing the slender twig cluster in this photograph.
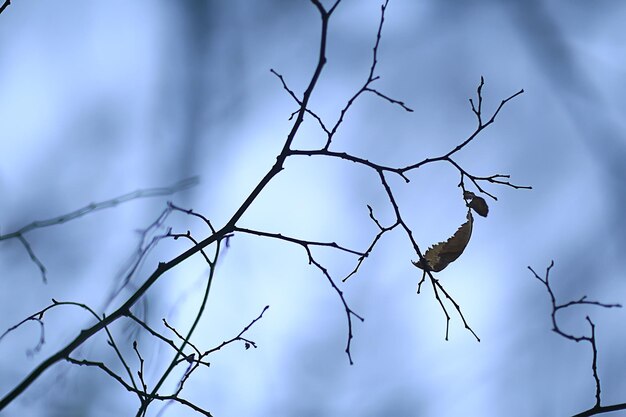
[274,2,527,343]
[2,203,270,416]
[1,1,528,415]
[529,261,624,417]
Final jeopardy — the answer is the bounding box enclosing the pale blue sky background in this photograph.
[1,1,626,416]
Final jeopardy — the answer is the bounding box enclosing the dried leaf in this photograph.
[463,191,476,200]
[468,195,489,217]
[412,210,474,272]
[464,190,489,217]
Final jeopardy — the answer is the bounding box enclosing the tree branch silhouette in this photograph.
[0,0,10,15]
[0,0,528,414]
[529,261,624,417]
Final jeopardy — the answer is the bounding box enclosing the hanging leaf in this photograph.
[463,191,489,217]
[468,196,488,217]
[412,210,474,272]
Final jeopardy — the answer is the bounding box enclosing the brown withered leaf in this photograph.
[463,190,476,200]
[412,210,474,272]
[463,191,489,217]
[468,195,489,217]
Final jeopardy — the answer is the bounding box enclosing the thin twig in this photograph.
[1,1,529,412]
[66,356,214,417]
[323,0,412,150]
[309,257,364,365]
[233,227,365,258]
[203,305,270,356]
[343,205,398,282]
[168,202,216,234]
[135,239,223,416]
[377,170,479,341]
[233,225,364,363]
[0,0,337,406]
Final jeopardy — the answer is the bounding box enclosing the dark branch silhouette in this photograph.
[529,261,624,417]
[0,0,528,415]
[0,0,10,15]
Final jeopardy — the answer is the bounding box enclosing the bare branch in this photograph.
[572,403,626,417]
[135,239,223,416]
[272,69,331,135]
[127,313,181,355]
[0,1,529,413]
[446,84,524,158]
[234,225,364,363]
[233,227,365,258]
[530,261,623,416]
[67,356,135,392]
[377,170,479,341]
[168,230,214,267]
[132,341,148,393]
[324,0,412,150]
[0,0,10,16]
[343,205,398,282]
[1,0,340,406]
[365,87,414,112]
[168,202,216,234]
[67,356,214,417]
[203,305,270,356]
[433,279,480,341]
[309,257,364,365]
